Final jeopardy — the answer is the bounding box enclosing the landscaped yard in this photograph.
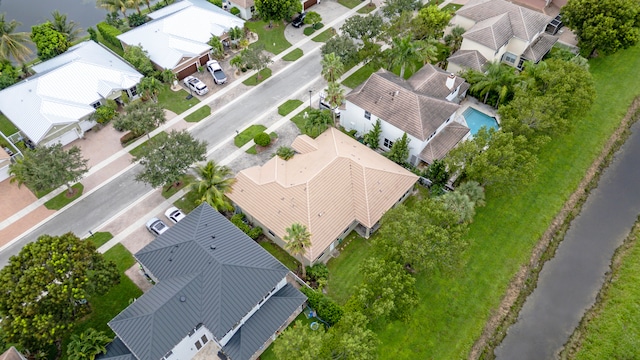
[246,132,277,154]
[242,68,272,86]
[259,311,317,360]
[246,21,292,55]
[278,99,303,116]
[259,239,300,273]
[184,105,211,122]
[174,190,201,214]
[326,233,374,305]
[290,107,312,132]
[129,131,168,157]
[0,113,18,136]
[87,232,113,248]
[157,84,200,114]
[338,0,362,8]
[342,62,380,88]
[44,183,84,210]
[161,174,195,199]
[312,28,336,42]
[282,48,304,61]
[235,124,268,147]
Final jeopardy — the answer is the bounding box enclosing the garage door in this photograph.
[303,0,316,10]
[46,129,79,147]
[79,119,96,132]
[198,53,210,66]
[177,63,198,80]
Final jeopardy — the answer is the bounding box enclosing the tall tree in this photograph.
[468,61,517,107]
[372,197,468,273]
[321,52,344,83]
[255,0,302,28]
[123,45,154,76]
[283,223,312,278]
[96,0,129,18]
[49,11,83,42]
[0,13,32,63]
[0,59,20,90]
[133,130,207,190]
[411,5,452,40]
[324,81,345,126]
[0,233,118,354]
[325,311,378,360]
[354,258,418,321]
[386,132,410,165]
[387,35,422,79]
[363,119,382,149]
[273,320,326,360]
[31,22,70,61]
[562,0,640,57]
[126,0,144,15]
[304,11,322,29]
[444,25,465,54]
[457,180,485,207]
[208,35,225,59]
[113,101,166,138]
[440,190,475,223]
[341,13,384,42]
[137,76,163,103]
[381,0,421,19]
[189,160,236,212]
[424,158,449,194]
[228,26,244,48]
[242,44,272,80]
[321,34,359,67]
[67,328,111,360]
[9,144,88,195]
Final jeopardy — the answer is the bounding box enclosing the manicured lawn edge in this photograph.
[161,175,195,199]
[129,132,168,157]
[259,239,300,272]
[282,48,304,61]
[44,183,84,210]
[242,68,272,86]
[184,105,211,122]
[174,190,201,214]
[246,21,291,55]
[338,0,361,9]
[234,125,267,147]
[358,3,377,13]
[342,62,380,88]
[278,99,304,116]
[157,84,200,114]
[312,28,336,42]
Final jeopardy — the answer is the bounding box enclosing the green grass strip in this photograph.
[242,68,272,86]
[282,48,304,61]
[278,99,304,116]
[234,124,267,147]
[174,190,202,214]
[184,105,211,122]
[44,183,84,210]
[161,174,195,199]
[312,28,336,43]
[129,131,168,158]
[157,84,200,114]
[259,240,300,272]
[246,21,292,55]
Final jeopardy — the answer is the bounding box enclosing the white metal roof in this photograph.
[0,41,143,143]
[117,0,245,69]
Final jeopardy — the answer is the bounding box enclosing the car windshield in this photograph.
[153,221,166,231]
[196,84,206,90]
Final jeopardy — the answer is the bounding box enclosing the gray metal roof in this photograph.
[96,337,135,360]
[222,284,306,360]
[109,204,298,360]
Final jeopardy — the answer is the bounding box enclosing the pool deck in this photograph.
[459,97,500,124]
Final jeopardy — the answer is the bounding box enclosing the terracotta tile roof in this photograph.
[407,64,468,99]
[419,122,470,164]
[456,0,552,44]
[0,348,26,360]
[522,33,558,62]
[345,69,460,141]
[448,50,488,72]
[228,128,418,263]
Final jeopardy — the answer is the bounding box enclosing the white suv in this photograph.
[206,60,227,85]
[183,75,209,95]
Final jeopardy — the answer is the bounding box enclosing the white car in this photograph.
[206,60,227,85]
[183,75,209,95]
[165,206,186,224]
[146,217,169,236]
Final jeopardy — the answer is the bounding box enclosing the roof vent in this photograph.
[211,235,216,239]
[210,245,216,250]
[180,296,186,302]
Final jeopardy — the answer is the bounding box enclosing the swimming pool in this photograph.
[463,107,499,135]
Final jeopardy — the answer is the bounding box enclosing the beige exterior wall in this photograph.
[40,122,81,145]
[460,40,498,63]
[505,37,529,56]
[449,15,476,31]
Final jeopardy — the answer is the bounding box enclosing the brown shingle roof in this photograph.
[521,33,558,62]
[407,64,468,99]
[0,348,26,360]
[448,50,489,71]
[419,122,470,164]
[345,69,460,141]
[456,0,552,44]
[228,128,418,263]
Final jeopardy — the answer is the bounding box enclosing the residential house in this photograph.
[226,0,255,20]
[228,128,419,265]
[341,65,471,166]
[0,347,27,360]
[98,203,306,360]
[0,41,143,147]
[118,0,245,79]
[446,0,558,73]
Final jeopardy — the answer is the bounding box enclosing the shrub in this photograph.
[208,0,223,7]
[304,27,316,36]
[254,132,271,147]
[232,213,263,239]
[127,13,147,27]
[276,146,295,160]
[313,22,324,30]
[300,287,343,325]
[230,7,241,16]
[97,22,123,51]
[248,227,263,240]
[94,104,116,124]
[87,27,98,42]
[306,263,329,282]
[119,131,138,146]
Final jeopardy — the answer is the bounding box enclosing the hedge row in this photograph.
[300,287,343,326]
[97,22,123,52]
[231,214,263,240]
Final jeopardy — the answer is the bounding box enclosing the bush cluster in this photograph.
[300,287,343,326]
[97,22,123,51]
[127,13,148,27]
[254,132,271,147]
[231,213,263,240]
[230,7,241,16]
[119,132,138,146]
[306,263,329,282]
[276,146,295,160]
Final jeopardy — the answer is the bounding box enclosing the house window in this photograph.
[91,101,101,109]
[250,5,255,12]
[383,138,393,148]
[129,86,138,97]
[364,110,371,120]
[195,340,202,350]
[268,230,275,237]
[517,57,526,70]
[503,52,517,64]
[201,334,208,344]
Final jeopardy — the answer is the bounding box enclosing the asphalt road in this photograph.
[0,49,322,267]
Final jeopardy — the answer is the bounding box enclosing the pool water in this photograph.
[463,107,499,135]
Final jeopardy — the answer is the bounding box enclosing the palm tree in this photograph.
[208,35,224,60]
[324,81,344,126]
[470,61,517,107]
[457,181,485,207]
[228,26,244,49]
[126,0,144,15]
[67,328,111,360]
[387,35,422,79]
[50,11,83,42]
[444,26,465,54]
[418,37,439,65]
[138,76,163,103]
[0,14,32,63]
[189,160,236,212]
[96,0,129,18]
[283,223,312,278]
[440,191,475,224]
[230,54,244,73]
[321,52,344,83]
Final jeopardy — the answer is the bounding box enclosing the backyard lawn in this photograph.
[325,43,640,359]
[235,124,267,147]
[326,233,374,305]
[0,113,18,136]
[246,21,291,55]
[157,84,200,114]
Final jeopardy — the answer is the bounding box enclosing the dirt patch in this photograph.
[469,97,640,360]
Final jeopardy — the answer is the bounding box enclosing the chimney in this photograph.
[446,73,456,90]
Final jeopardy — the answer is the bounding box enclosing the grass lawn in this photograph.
[235,124,267,147]
[44,183,84,210]
[242,68,272,86]
[442,3,463,13]
[282,48,304,61]
[566,226,640,359]
[157,84,200,114]
[259,240,300,272]
[246,21,291,55]
[338,0,361,8]
[87,232,113,248]
[184,105,211,122]
[246,132,277,154]
[174,190,201,214]
[129,131,168,157]
[342,62,380,88]
[303,27,316,36]
[59,243,142,360]
[161,174,195,199]
[312,28,336,43]
[358,3,377,13]
[290,107,312,132]
[0,113,18,136]
[278,99,304,116]
[355,42,640,359]
[326,233,374,305]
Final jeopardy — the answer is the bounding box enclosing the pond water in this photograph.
[0,0,107,34]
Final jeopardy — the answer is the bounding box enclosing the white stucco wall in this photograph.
[165,325,215,360]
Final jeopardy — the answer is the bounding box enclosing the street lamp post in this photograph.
[309,89,312,109]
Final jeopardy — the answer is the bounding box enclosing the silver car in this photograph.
[183,75,209,95]
[146,217,169,236]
